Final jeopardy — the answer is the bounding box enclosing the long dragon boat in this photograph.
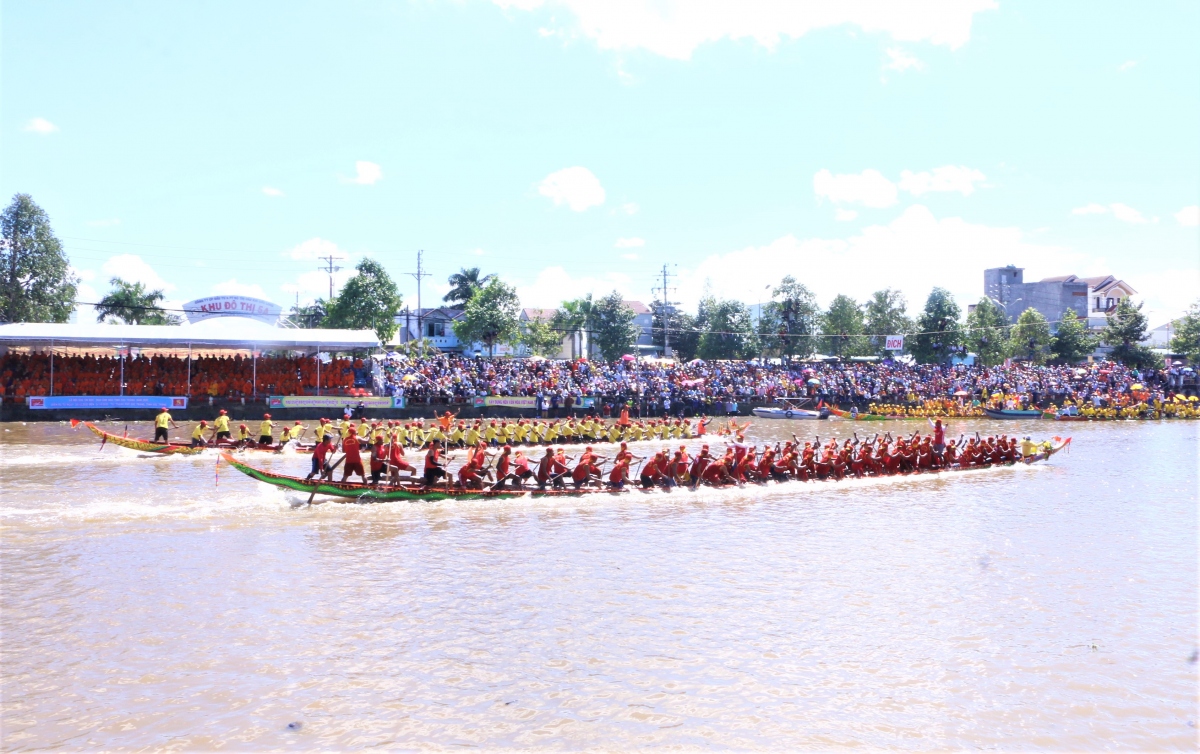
[220,438,1071,503]
[76,420,311,456]
[827,407,926,421]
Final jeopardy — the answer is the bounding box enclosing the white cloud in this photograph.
[673,204,1096,315]
[282,270,356,302]
[24,117,58,134]
[1118,60,1137,72]
[343,161,383,185]
[101,254,174,292]
[1175,205,1199,227]
[471,247,487,256]
[212,279,268,298]
[538,166,606,211]
[512,266,633,308]
[884,47,925,72]
[286,237,349,261]
[493,0,997,60]
[621,253,639,261]
[615,237,645,248]
[75,283,99,322]
[1071,202,1148,223]
[262,186,284,196]
[813,168,897,208]
[86,218,120,228]
[71,267,96,282]
[1109,203,1148,224]
[899,165,986,196]
[834,208,858,222]
[622,202,639,214]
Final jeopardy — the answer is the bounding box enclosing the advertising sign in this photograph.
[27,396,188,409]
[471,396,538,409]
[470,395,595,410]
[267,396,397,409]
[183,295,282,325]
[884,335,905,351]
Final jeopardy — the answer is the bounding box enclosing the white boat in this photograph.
[751,399,828,420]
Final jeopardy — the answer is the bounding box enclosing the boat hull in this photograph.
[751,408,824,420]
[983,408,1044,419]
[81,421,302,455]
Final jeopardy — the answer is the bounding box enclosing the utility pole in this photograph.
[407,249,431,344]
[652,263,678,357]
[317,253,345,301]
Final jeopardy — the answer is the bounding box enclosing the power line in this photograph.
[406,249,432,343]
[317,252,345,301]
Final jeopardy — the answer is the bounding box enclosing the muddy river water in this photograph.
[1,418,1195,749]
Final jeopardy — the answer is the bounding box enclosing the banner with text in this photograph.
[27,396,189,410]
[470,396,597,410]
[267,395,398,409]
[884,335,905,351]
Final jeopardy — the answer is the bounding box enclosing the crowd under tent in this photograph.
[0,317,381,400]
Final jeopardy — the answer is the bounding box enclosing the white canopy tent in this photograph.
[0,318,380,351]
[0,318,381,398]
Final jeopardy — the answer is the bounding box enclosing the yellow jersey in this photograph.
[213,415,229,433]
[258,420,274,438]
[155,412,172,428]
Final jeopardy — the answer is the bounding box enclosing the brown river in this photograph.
[1,418,1196,750]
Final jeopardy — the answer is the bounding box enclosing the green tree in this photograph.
[1007,307,1053,363]
[864,288,912,355]
[590,291,639,361]
[95,278,181,325]
[697,299,759,360]
[760,276,819,358]
[650,301,699,360]
[1,194,77,323]
[1052,308,1098,363]
[820,294,869,357]
[910,287,963,364]
[551,296,593,359]
[964,297,1009,366]
[287,299,328,329]
[323,258,403,343]
[454,277,521,356]
[443,267,495,308]
[1169,300,1200,363]
[520,315,564,358]
[1102,298,1158,367]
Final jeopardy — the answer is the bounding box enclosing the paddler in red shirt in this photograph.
[306,434,335,481]
[370,436,388,485]
[340,427,366,483]
[388,434,414,485]
[607,457,631,489]
[424,441,449,487]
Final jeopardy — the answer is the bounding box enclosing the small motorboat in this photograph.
[751,399,828,420]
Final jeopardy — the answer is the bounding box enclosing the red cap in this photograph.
[264,413,271,419]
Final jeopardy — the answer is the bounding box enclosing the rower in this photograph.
[154,407,179,443]
[211,409,231,443]
[340,427,366,483]
[1019,436,1037,458]
[190,420,209,447]
[423,441,449,487]
[258,413,275,445]
[306,434,335,481]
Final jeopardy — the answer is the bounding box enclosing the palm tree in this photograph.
[443,267,495,308]
[552,295,593,359]
[94,277,181,325]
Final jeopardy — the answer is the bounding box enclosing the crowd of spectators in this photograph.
[375,353,1197,415]
[3,349,1195,412]
[0,352,363,401]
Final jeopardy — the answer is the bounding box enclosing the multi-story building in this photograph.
[983,266,1137,331]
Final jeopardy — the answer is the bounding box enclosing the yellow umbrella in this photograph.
[1189,395,1198,402]
[1130,383,1144,390]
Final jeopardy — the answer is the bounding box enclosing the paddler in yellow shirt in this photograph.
[210,409,232,443]
[449,421,466,447]
[153,407,179,443]
[464,422,481,447]
[257,414,275,445]
[314,418,329,443]
[1019,436,1038,458]
[607,422,622,443]
[190,420,209,447]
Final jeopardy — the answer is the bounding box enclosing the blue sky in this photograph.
[4,0,1198,326]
